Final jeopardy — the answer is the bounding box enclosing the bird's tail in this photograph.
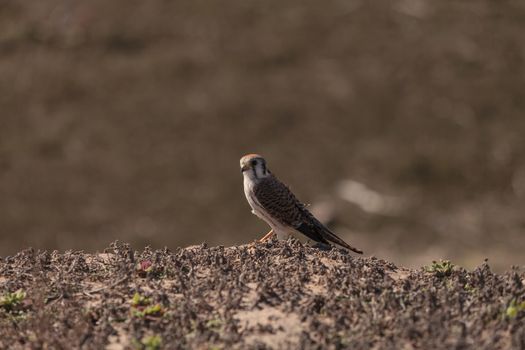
[320,225,363,254]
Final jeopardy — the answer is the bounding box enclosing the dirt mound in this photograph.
[1,240,524,349]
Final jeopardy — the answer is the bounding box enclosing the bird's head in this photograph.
[240,154,270,180]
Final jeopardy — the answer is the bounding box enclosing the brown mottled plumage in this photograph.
[240,154,363,254]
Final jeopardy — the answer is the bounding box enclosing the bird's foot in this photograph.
[258,229,275,242]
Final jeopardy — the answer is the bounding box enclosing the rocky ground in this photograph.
[1,240,524,349]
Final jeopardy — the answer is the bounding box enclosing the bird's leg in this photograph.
[258,229,274,242]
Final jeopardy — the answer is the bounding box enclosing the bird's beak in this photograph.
[241,165,249,173]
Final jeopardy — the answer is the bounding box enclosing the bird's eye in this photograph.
[251,160,257,167]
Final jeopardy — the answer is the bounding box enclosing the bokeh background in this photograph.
[1,0,524,271]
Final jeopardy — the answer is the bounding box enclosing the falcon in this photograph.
[240,154,363,254]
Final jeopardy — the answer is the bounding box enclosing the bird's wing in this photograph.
[253,176,315,232]
[254,176,363,254]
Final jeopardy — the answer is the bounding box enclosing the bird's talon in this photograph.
[258,229,275,242]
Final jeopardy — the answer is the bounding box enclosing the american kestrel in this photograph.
[240,154,363,254]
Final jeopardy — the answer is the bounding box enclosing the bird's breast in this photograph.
[243,177,260,212]
[243,178,278,226]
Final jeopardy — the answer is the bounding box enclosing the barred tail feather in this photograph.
[320,226,363,254]
[296,220,363,254]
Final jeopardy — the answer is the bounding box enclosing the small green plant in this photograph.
[208,346,223,350]
[130,293,164,318]
[133,304,164,318]
[185,317,223,340]
[425,260,454,277]
[505,299,525,319]
[136,335,162,350]
[206,317,223,330]
[131,293,151,307]
[0,289,26,312]
[463,282,476,293]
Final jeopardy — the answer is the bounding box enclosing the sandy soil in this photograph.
[1,241,524,349]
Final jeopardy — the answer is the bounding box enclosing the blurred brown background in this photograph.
[1,0,524,271]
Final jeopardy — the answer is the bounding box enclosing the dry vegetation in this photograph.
[1,240,524,349]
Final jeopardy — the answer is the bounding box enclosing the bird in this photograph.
[240,154,363,254]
